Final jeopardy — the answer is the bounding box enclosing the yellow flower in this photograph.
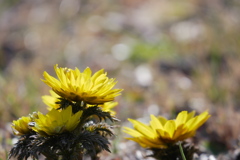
[42,64,123,104]
[124,111,210,149]
[42,90,61,110]
[32,106,82,136]
[100,101,118,116]
[12,116,32,136]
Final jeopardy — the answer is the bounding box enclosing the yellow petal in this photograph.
[138,137,166,148]
[150,114,164,131]
[175,111,188,127]
[187,111,210,131]
[187,111,196,120]
[91,69,104,82]
[157,116,167,126]
[83,67,92,79]
[163,120,176,139]
[128,119,156,138]
[172,124,188,141]
[123,127,143,137]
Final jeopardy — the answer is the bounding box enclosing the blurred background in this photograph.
[1,0,240,159]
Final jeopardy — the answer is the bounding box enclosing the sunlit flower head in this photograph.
[124,111,210,149]
[42,90,61,110]
[42,64,123,104]
[32,106,83,136]
[12,116,32,136]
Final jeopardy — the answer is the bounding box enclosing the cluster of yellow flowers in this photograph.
[12,65,122,137]
[10,64,122,160]
[10,64,210,160]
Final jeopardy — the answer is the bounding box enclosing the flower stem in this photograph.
[178,142,187,160]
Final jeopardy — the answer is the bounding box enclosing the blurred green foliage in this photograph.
[130,39,177,63]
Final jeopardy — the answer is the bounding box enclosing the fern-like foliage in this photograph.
[56,98,84,114]
[9,128,113,160]
[78,131,111,157]
[81,106,114,123]
[9,134,41,160]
